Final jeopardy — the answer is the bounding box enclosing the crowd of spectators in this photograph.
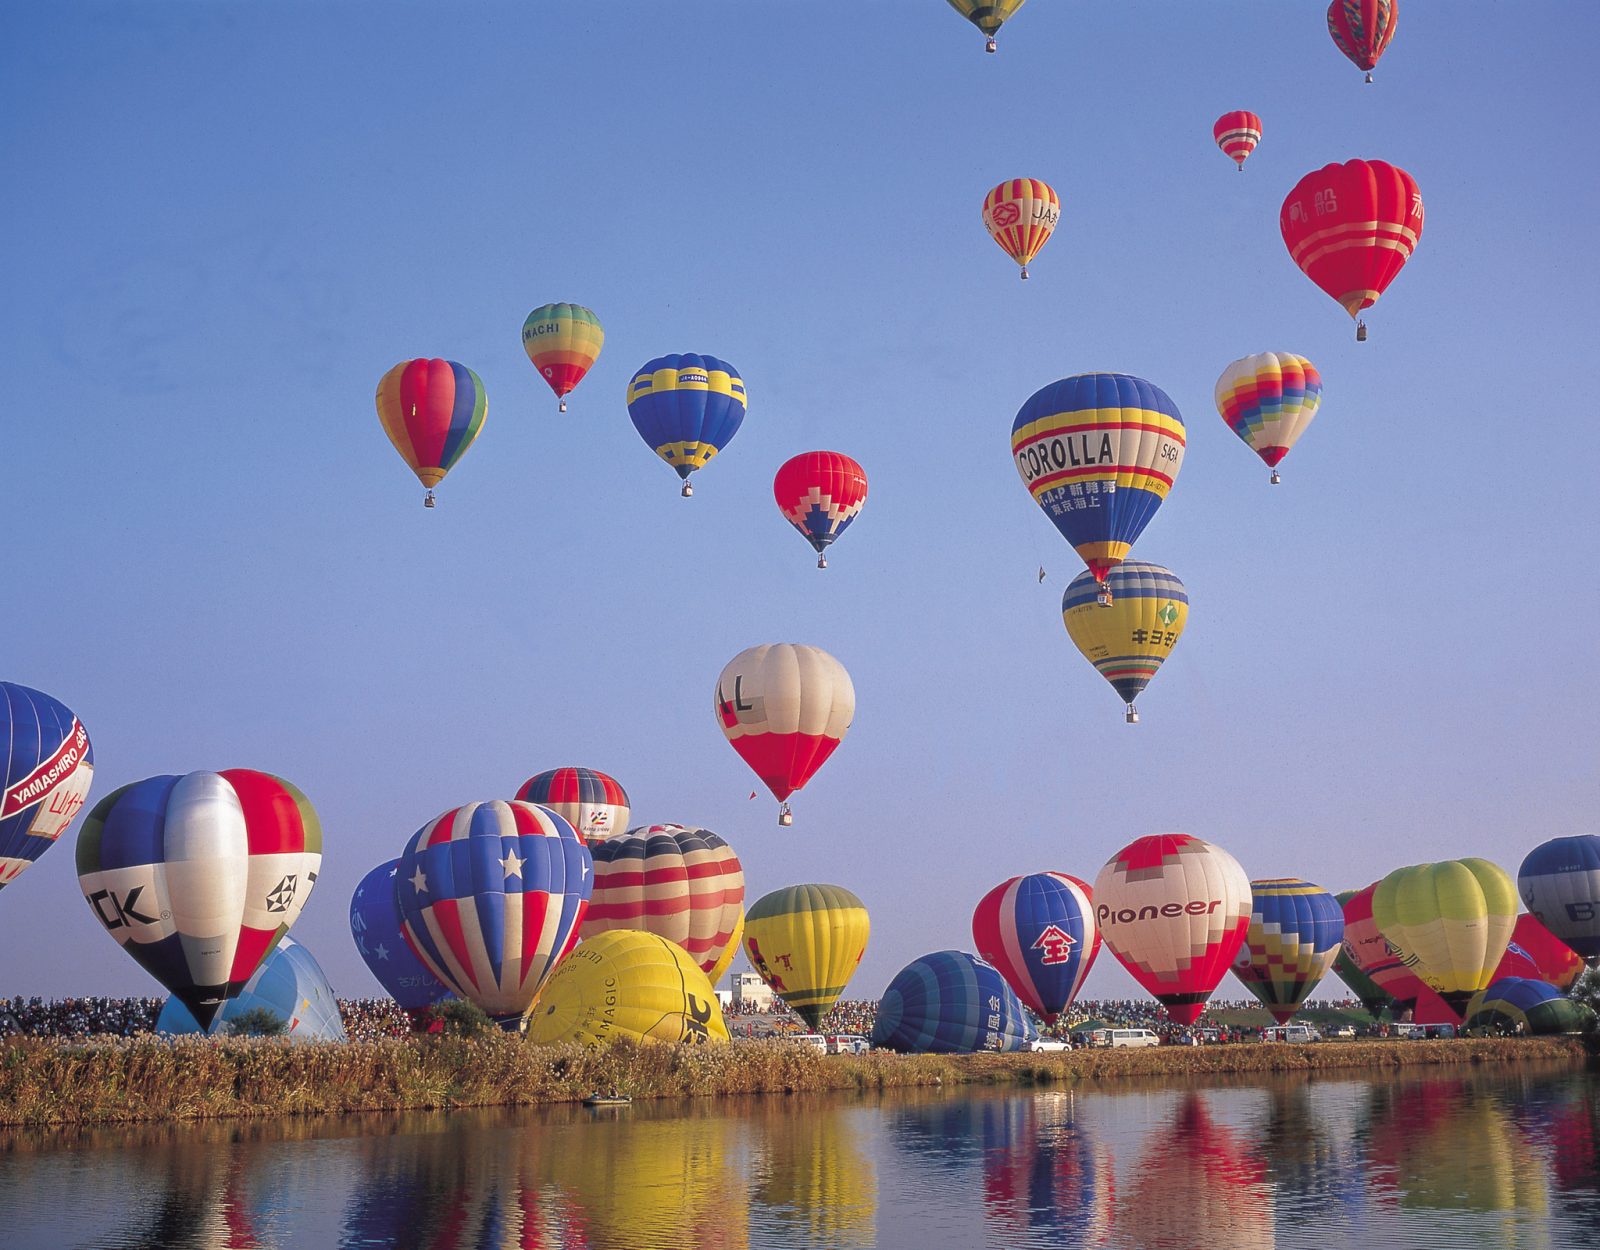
[0,995,161,1039]
[337,999,413,1042]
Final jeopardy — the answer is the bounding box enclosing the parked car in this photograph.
[1029,1039,1072,1052]
[1332,1024,1356,1039]
[826,1035,870,1055]
[1107,1028,1160,1049]
[1262,1025,1321,1043]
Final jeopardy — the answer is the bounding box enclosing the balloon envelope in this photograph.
[76,770,323,1029]
[982,179,1059,277]
[514,767,631,844]
[773,451,868,563]
[1373,859,1519,1020]
[374,358,487,494]
[947,0,1026,39]
[582,824,745,976]
[521,303,602,408]
[1494,914,1584,991]
[349,858,452,1012]
[1,681,94,892]
[626,353,745,488]
[744,883,870,1029]
[1518,835,1600,959]
[1062,561,1188,718]
[1333,888,1400,1015]
[871,950,1037,1053]
[1327,0,1397,75]
[157,935,345,1041]
[1339,882,1437,1013]
[526,929,729,1047]
[1093,834,1251,1024]
[715,644,854,808]
[1465,978,1591,1035]
[1231,879,1345,1025]
[396,800,592,1027]
[1214,353,1322,476]
[1011,373,1186,586]
[971,872,1098,1024]
[1212,111,1261,168]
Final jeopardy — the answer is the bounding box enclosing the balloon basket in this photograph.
[778,804,794,828]
[1097,588,1113,607]
[1125,704,1140,724]
[681,480,694,498]
[559,399,567,412]
[1019,266,1029,280]
[985,37,997,53]
[1365,71,1374,83]
[1356,320,1368,342]
[1270,469,1281,485]
[424,490,436,509]
[817,554,828,569]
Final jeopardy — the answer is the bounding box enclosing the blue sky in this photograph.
[3,1,1597,1004]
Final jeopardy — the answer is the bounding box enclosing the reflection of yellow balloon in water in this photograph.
[743,884,870,1029]
[1372,859,1518,1020]
[526,929,730,1047]
[707,907,745,986]
[751,1102,877,1248]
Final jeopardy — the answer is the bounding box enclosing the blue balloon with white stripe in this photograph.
[1518,835,1600,959]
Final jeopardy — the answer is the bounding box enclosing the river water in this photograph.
[0,1063,1594,1249]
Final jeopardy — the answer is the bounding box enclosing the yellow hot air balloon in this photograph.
[1062,561,1188,723]
[1372,859,1518,1021]
[947,0,1027,53]
[982,179,1059,279]
[743,884,869,1029]
[707,907,745,986]
[526,930,729,1047]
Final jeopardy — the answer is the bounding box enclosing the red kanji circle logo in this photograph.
[990,202,1021,227]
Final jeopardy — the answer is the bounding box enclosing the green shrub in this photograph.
[227,1008,287,1038]
[423,998,495,1037]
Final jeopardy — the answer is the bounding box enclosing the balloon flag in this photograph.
[708,906,744,985]
[1465,978,1592,1036]
[76,770,323,1029]
[1494,914,1584,991]
[157,935,346,1041]
[1373,859,1519,1021]
[1,681,94,892]
[1333,887,1400,1015]
[582,824,745,976]
[526,929,729,1047]
[626,354,745,497]
[1280,160,1423,340]
[521,303,603,412]
[871,950,1037,1053]
[1212,111,1262,170]
[982,179,1059,279]
[773,451,868,569]
[350,859,452,1013]
[715,644,854,825]
[1214,353,1323,483]
[971,872,1098,1024]
[744,883,870,1028]
[1093,834,1252,1025]
[1012,374,1186,599]
[375,358,488,507]
[396,800,592,1028]
[946,0,1027,52]
[1062,562,1188,723]
[1518,835,1600,959]
[1230,879,1345,1025]
[514,767,631,844]
[1327,0,1397,82]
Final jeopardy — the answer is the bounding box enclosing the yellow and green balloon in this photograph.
[744,884,870,1029]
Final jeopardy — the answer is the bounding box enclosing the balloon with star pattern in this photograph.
[349,858,452,1014]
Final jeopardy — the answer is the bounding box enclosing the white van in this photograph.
[1262,1025,1319,1043]
[1108,1028,1160,1049]
[790,1033,828,1052]
[826,1035,870,1055]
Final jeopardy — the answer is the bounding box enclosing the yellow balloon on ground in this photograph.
[526,930,729,1047]
[707,907,745,986]
[743,884,870,1029]
[1372,859,1518,1022]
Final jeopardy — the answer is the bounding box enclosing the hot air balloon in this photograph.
[1,681,94,892]
[526,929,729,1047]
[1465,978,1592,1036]
[946,0,1027,53]
[157,935,346,1041]
[1280,159,1423,340]
[1494,914,1585,990]
[743,884,870,1028]
[1372,859,1519,1021]
[871,950,1037,1053]
[513,767,631,844]
[708,907,744,985]
[375,358,488,507]
[1093,834,1252,1025]
[1230,879,1345,1025]
[582,824,745,977]
[715,644,854,826]
[1214,353,1323,484]
[76,770,323,1029]
[982,180,1059,279]
[1518,835,1600,960]
[1062,561,1188,723]
[1333,888,1402,1015]
[521,303,603,412]
[1327,0,1397,82]
[395,800,592,1029]
[971,872,1098,1024]
[349,859,452,1016]
[1213,111,1262,170]
[1012,374,1186,602]
[626,354,745,497]
[773,451,868,569]
[1338,882,1439,1016]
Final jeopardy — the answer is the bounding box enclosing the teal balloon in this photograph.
[156,936,346,1041]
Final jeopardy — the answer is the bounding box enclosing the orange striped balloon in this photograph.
[982,179,1059,279]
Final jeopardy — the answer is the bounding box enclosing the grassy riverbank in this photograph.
[0,1034,1582,1127]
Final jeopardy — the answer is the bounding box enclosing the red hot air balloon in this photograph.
[773,451,868,569]
[1494,914,1584,992]
[1093,834,1251,1025]
[1212,111,1262,171]
[1327,0,1398,83]
[1280,159,1423,340]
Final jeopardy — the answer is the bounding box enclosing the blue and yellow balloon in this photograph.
[626,354,745,497]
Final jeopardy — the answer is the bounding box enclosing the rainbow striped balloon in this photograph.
[522,303,603,412]
[1215,353,1322,483]
[375,358,487,506]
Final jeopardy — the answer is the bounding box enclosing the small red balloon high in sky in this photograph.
[1212,111,1262,171]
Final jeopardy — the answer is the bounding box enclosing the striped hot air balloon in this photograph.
[1230,879,1345,1025]
[1214,353,1323,483]
[871,951,1036,1053]
[1012,374,1186,599]
[971,872,1099,1024]
[982,179,1059,279]
[1062,562,1188,723]
[773,451,868,569]
[1327,0,1398,82]
[626,354,745,497]
[374,358,488,506]
[521,303,603,412]
[396,800,592,1029]
[1518,835,1600,960]
[1,682,94,892]
[946,0,1028,52]
[581,824,744,977]
[1212,111,1262,170]
[1465,978,1592,1036]
[514,767,631,844]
